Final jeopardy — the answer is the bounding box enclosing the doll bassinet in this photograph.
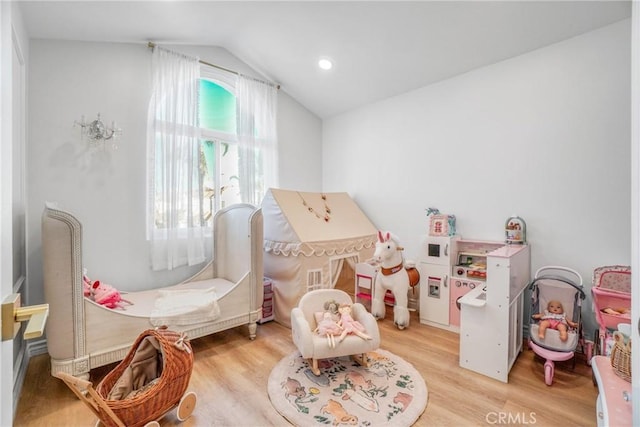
[58,327,196,427]
[591,265,631,357]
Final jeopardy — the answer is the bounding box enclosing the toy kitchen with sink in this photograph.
[418,214,531,382]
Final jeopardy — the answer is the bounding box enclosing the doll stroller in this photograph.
[591,265,631,358]
[528,266,586,386]
[58,327,197,427]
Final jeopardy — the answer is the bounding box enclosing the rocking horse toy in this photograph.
[370,231,420,329]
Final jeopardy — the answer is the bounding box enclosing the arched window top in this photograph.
[200,79,236,134]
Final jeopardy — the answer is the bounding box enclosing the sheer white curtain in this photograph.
[236,74,278,206]
[147,47,207,271]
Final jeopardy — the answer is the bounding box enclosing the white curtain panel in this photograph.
[147,47,206,271]
[236,75,279,206]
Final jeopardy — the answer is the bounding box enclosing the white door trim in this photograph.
[631,2,639,425]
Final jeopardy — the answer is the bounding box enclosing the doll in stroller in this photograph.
[528,266,586,386]
[533,300,578,342]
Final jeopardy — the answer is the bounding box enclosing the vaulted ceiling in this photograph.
[18,1,632,118]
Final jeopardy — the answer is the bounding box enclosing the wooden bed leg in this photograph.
[248,322,257,340]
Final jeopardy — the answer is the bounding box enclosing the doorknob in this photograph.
[2,293,49,341]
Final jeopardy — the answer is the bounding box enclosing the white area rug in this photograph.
[268,349,428,426]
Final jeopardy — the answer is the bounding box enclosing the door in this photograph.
[1,7,26,424]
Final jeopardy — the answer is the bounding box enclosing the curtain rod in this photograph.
[147,42,280,90]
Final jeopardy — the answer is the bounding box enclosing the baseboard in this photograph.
[27,337,48,357]
[13,343,27,417]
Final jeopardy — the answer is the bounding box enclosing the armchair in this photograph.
[291,289,381,376]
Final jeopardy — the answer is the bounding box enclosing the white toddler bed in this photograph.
[42,202,263,378]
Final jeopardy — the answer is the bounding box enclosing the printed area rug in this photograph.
[268,349,428,426]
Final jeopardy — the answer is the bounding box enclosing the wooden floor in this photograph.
[15,309,597,427]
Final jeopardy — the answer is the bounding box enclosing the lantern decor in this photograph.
[505,215,526,244]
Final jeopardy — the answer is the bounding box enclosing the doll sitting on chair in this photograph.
[337,304,372,343]
[314,311,343,348]
[533,300,577,342]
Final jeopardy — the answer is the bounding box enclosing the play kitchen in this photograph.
[419,236,516,331]
[418,213,530,333]
[450,240,503,328]
[418,212,531,382]
[457,242,530,382]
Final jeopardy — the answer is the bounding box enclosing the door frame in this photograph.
[631,2,639,424]
[1,3,27,423]
[1,1,15,423]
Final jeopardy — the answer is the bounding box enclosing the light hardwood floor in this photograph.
[15,307,597,427]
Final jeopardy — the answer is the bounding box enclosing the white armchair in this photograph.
[291,289,381,376]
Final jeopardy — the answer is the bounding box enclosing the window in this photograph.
[147,47,277,270]
[307,269,323,292]
[151,76,242,231]
[199,79,241,221]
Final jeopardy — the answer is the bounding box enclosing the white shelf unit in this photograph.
[458,244,530,382]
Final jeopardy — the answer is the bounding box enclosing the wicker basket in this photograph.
[94,327,194,427]
[610,331,631,382]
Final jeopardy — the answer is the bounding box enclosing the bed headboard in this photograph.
[212,203,263,288]
[42,202,85,363]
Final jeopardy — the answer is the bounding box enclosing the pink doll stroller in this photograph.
[591,265,631,358]
[528,266,586,386]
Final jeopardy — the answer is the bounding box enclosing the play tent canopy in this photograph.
[262,188,378,326]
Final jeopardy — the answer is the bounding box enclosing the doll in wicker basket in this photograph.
[533,300,577,342]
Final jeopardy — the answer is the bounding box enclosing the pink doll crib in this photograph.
[528,266,586,386]
[591,265,631,358]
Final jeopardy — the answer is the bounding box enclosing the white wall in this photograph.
[26,40,322,304]
[278,97,322,190]
[323,20,631,335]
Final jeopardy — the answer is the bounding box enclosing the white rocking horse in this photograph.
[370,231,419,330]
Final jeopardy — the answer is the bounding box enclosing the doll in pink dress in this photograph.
[337,304,372,342]
[315,311,343,348]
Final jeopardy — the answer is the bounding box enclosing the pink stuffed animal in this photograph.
[90,280,132,310]
[83,274,92,297]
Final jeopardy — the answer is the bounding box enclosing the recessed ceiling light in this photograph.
[318,58,333,70]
